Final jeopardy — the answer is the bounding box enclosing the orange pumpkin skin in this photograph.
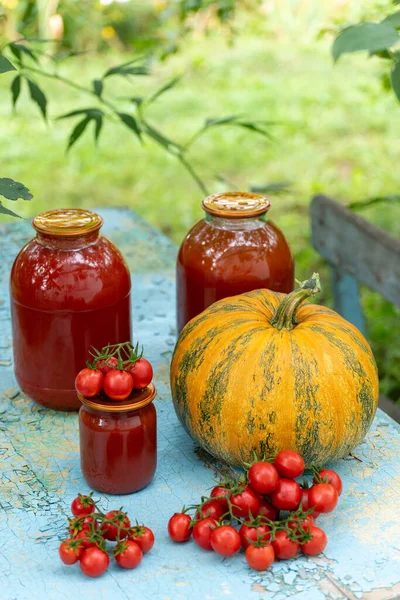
[170,284,379,467]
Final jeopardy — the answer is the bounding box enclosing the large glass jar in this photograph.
[176,192,294,332]
[78,385,157,495]
[10,209,131,411]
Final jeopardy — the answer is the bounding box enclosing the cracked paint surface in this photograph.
[0,208,399,600]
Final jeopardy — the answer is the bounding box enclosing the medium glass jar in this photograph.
[10,209,131,411]
[78,384,157,495]
[176,192,294,332]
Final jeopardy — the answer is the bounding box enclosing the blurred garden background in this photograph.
[0,0,399,403]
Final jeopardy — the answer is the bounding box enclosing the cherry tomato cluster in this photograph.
[168,450,343,571]
[59,493,154,577]
[75,342,153,401]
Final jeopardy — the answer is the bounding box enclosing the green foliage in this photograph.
[332,22,399,62]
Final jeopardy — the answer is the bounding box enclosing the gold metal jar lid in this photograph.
[78,382,157,413]
[33,209,103,237]
[202,192,271,218]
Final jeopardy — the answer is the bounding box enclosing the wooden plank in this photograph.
[330,266,366,336]
[310,195,400,305]
[1,208,400,600]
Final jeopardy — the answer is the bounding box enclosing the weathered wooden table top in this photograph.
[1,207,399,600]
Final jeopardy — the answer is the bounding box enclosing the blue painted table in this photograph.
[1,208,400,600]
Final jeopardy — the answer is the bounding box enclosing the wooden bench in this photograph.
[310,194,400,422]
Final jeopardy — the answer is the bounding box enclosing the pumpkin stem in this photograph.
[270,273,321,331]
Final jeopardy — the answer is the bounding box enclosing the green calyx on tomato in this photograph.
[89,341,143,372]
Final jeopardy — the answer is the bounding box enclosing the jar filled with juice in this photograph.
[78,384,157,495]
[10,209,131,411]
[177,192,294,332]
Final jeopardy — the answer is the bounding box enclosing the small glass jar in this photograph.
[78,384,157,495]
[176,192,294,333]
[10,209,131,411]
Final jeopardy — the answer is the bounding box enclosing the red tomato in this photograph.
[308,483,338,514]
[69,515,98,537]
[273,450,305,479]
[239,522,270,550]
[103,370,133,401]
[210,485,230,512]
[256,497,279,521]
[270,478,302,510]
[245,544,275,571]
[230,485,260,518]
[80,547,109,578]
[314,469,343,496]
[271,531,299,559]
[168,513,192,543]
[101,510,131,541]
[192,517,217,550]
[301,526,328,555]
[59,539,83,565]
[210,525,241,556]
[298,487,320,519]
[71,495,95,517]
[248,462,280,495]
[75,530,97,549]
[75,368,103,398]
[97,356,118,375]
[128,358,153,390]
[288,515,314,532]
[195,500,225,521]
[128,525,154,554]
[115,540,143,569]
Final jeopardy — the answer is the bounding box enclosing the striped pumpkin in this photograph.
[170,274,379,467]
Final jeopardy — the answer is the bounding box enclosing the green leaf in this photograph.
[0,177,33,201]
[348,194,400,210]
[9,43,38,63]
[382,11,400,28]
[391,60,400,100]
[67,117,91,151]
[117,112,142,142]
[143,122,182,151]
[104,58,149,78]
[57,108,103,120]
[93,114,103,144]
[27,79,47,120]
[147,76,182,105]
[0,55,16,74]
[234,121,273,139]
[11,75,22,109]
[205,115,242,127]
[332,22,399,62]
[0,202,23,218]
[251,182,291,195]
[93,79,103,98]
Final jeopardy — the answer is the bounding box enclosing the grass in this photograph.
[0,5,399,401]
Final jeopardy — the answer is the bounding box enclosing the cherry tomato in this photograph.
[256,497,279,521]
[128,358,153,390]
[114,540,143,569]
[103,370,134,401]
[80,547,109,578]
[128,525,154,554]
[71,495,95,517]
[97,356,118,375]
[195,500,225,521]
[298,487,320,519]
[75,368,103,398]
[192,517,217,550]
[210,525,241,556]
[59,539,83,565]
[168,513,192,543]
[248,462,279,495]
[308,483,338,514]
[245,544,275,571]
[314,469,343,496]
[75,530,97,549]
[101,510,131,541]
[210,485,230,512]
[271,531,299,559]
[69,515,98,537]
[273,450,305,479]
[288,515,315,532]
[270,478,302,510]
[301,526,328,555]
[239,522,270,550]
[230,485,260,518]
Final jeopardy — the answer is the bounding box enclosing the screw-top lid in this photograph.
[78,382,157,413]
[33,209,103,236]
[202,192,270,218]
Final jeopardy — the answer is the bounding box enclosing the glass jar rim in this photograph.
[78,383,156,413]
[202,192,270,218]
[33,209,103,237]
